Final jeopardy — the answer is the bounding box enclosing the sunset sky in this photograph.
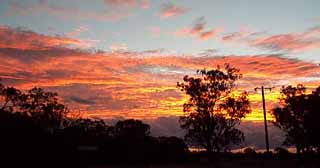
[1,0,320,132]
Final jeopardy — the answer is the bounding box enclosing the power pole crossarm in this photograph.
[254,86,272,153]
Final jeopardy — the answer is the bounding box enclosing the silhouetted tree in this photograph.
[0,82,82,167]
[1,84,69,130]
[272,84,320,154]
[243,147,256,156]
[307,87,320,153]
[177,64,251,154]
[64,118,112,146]
[113,119,151,163]
[274,147,290,159]
[114,119,150,138]
[0,83,22,112]
[156,136,189,162]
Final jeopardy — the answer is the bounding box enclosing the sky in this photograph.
[1,0,320,147]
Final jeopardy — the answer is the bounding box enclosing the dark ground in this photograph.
[90,159,319,168]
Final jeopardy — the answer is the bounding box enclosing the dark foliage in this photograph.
[272,84,320,154]
[0,81,190,167]
[177,64,251,153]
[243,147,257,156]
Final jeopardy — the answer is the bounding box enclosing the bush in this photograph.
[275,147,289,159]
[243,147,256,155]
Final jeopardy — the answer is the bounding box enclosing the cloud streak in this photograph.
[172,17,223,40]
[158,2,188,18]
[104,0,149,9]
[222,27,320,53]
[6,0,145,21]
[0,26,92,50]
[251,27,320,52]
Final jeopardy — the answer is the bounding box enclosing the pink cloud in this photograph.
[251,27,320,52]
[199,28,223,40]
[0,26,95,50]
[66,25,89,37]
[171,17,222,40]
[104,0,149,9]
[140,0,150,9]
[159,2,188,18]
[190,17,206,34]
[150,27,161,38]
[6,0,137,21]
[222,28,258,41]
[172,27,191,37]
[109,43,128,52]
[221,26,320,53]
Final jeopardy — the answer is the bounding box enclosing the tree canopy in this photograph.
[272,84,320,153]
[177,64,251,153]
[0,83,69,129]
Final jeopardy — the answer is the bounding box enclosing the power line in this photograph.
[254,86,272,153]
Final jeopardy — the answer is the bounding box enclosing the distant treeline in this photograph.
[0,82,189,167]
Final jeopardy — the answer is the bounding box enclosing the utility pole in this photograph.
[254,86,272,153]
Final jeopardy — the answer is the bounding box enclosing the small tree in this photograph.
[177,64,251,153]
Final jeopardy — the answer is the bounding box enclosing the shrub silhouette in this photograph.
[243,147,256,155]
[274,147,290,159]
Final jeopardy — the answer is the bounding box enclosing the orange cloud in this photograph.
[2,51,320,120]
[1,27,320,121]
[0,26,91,50]
[158,2,188,18]
[199,28,223,40]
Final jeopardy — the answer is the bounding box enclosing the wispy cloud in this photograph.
[6,0,142,21]
[222,26,320,53]
[149,27,161,38]
[251,27,320,53]
[158,2,188,18]
[172,17,223,40]
[109,43,128,52]
[199,29,223,40]
[104,0,149,9]
[222,28,261,42]
[66,25,89,37]
[0,26,92,50]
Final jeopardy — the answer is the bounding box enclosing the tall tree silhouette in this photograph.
[272,84,320,154]
[177,64,251,153]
